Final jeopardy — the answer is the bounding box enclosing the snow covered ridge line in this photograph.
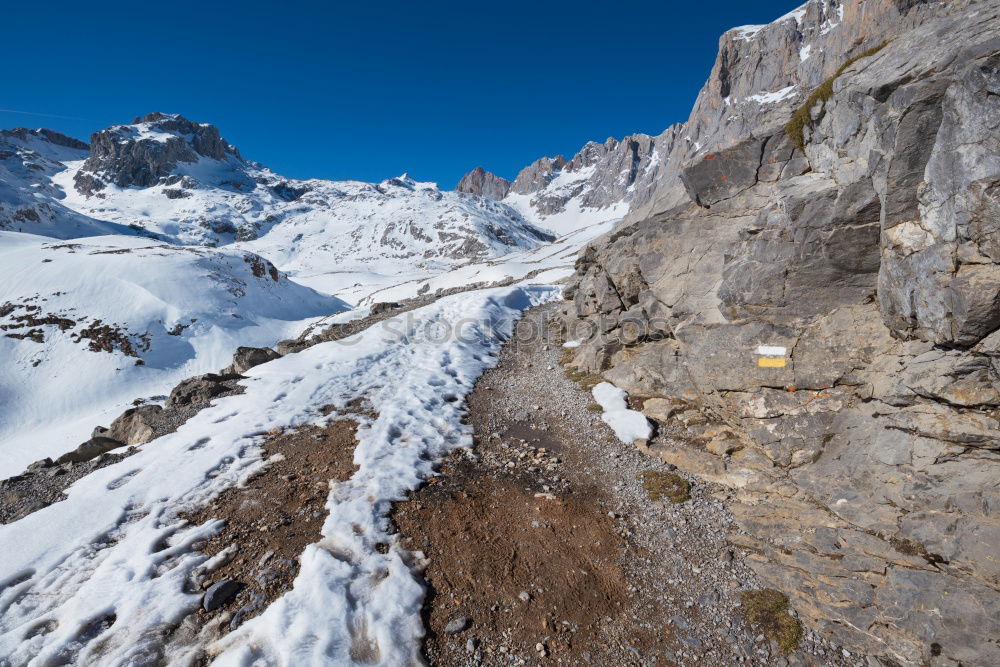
[0,284,558,666]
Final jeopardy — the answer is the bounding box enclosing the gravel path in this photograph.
[396,302,865,666]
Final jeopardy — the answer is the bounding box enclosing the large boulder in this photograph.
[104,404,165,446]
[56,436,125,464]
[222,346,280,376]
[166,373,232,409]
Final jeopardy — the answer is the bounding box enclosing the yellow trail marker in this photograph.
[758,357,787,368]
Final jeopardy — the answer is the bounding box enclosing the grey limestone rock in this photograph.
[223,346,281,376]
[166,373,233,409]
[55,436,126,464]
[557,1,1000,663]
[203,580,242,612]
[105,404,166,446]
[456,166,511,200]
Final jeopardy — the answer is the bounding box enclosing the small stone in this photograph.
[444,616,470,634]
[519,591,531,602]
[203,580,241,611]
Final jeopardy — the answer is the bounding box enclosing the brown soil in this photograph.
[391,304,689,666]
[177,415,360,643]
[393,456,633,664]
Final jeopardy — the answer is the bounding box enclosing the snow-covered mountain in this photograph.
[23,112,554,300]
[0,232,344,476]
[0,112,571,470]
[0,110,684,470]
[234,173,554,299]
[4,112,673,306]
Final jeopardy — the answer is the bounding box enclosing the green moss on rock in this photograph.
[637,470,691,504]
[739,589,803,654]
[786,42,889,150]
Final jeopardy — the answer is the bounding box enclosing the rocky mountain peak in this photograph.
[510,155,566,196]
[455,166,512,200]
[73,112,242,195]
[628,0,947,221]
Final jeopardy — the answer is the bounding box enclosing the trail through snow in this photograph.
[0,284,558,665]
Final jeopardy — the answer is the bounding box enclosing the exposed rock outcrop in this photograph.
[74,112,242,194]
[499,131,684,229]
[166,373,235,409]
[0,128,132,237]
[558,1,1000,664]
[222,346,281,376]
[0,128,88,151]
[456,166,511,200]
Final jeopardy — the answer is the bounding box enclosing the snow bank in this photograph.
[0,284,558,665]
[592,382,652,444]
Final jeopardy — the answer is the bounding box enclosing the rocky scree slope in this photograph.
[558,0,1000,665]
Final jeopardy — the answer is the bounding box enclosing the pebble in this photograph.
[444,616,470,634]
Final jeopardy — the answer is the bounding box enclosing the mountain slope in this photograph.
[0,129,140,239]
[0,231,345,476]
[458,129,684,237]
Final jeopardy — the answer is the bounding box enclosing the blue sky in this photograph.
[2,0,798,187]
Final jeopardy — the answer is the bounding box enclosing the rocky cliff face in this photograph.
[461,128,684,236]
[74,112,242,194]
[456,166,512,200]
[558,1,1000,664]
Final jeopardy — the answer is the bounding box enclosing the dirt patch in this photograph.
[394,456,631,664]
[176,416,360,646]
